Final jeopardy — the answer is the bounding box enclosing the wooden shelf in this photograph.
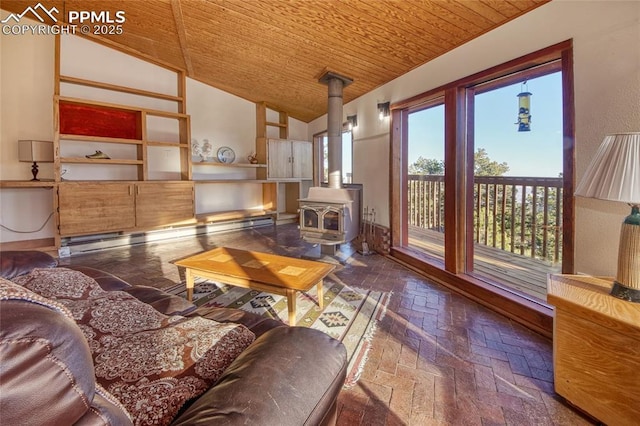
[58,96,187,119]
[192,162,267,168]
[60,75,182,103]
[59,134,143,145]
[196,208,276,223]
[0,180,57,188]
[146,141,189,148]
[193,179,273,184]
[266,121,287,128]
[60,157,144,165]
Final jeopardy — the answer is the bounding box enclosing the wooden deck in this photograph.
[408,226,561,301]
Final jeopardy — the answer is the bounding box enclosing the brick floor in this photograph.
[61,223,596,425]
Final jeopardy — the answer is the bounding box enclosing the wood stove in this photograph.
[299,187,360,245]
[300,71,360,251]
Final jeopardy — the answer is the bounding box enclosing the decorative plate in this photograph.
[217,146,235,163]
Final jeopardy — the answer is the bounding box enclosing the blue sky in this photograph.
[408,72,563,177]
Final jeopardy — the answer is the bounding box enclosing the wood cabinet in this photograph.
[547,274,640,426]
[135,181,195,228]
[58,181,194,237]
[58,182,135,236]
[266,139,312,180]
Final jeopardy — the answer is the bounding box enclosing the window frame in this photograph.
[389,40,575,336]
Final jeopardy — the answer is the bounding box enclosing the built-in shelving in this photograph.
[60,74,183,102]
[59,134,144,145]
[192,162,267,168]
[59,157,144,165]
[0,180,56,188]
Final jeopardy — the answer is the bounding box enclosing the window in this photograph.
[314,128,353,185]
[391,41,574,324]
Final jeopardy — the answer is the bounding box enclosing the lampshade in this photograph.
[575,131,640,302]
[574,132,640,203]
[18,140,54,163]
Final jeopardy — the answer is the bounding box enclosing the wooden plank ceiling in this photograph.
[1,0,549,122]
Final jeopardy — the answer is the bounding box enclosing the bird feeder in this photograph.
[516,82,532,132]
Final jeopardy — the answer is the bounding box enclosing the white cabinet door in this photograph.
[267,139,292,178]
[292,140,312,179]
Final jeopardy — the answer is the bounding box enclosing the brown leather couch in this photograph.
[0,251,347,425]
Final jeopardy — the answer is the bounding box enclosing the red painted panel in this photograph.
[59,102,141,140]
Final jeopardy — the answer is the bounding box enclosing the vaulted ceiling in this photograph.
[2,0,549,122]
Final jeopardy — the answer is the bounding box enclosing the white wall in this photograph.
[0,13,56,242]
[309,0,640,278]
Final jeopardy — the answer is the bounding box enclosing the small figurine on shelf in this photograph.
[85,150,110,159]
[247,152,258,164]
[191,138,203,162]
[201,139,213,162]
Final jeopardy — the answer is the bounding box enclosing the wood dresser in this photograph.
[547,274,640,426]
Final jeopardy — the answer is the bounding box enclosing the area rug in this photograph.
[166,278,390,388]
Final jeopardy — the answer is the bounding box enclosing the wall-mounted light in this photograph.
[377,101,390,120]
[346,114,358,130]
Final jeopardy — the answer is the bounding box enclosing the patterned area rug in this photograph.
[166,278,390,388]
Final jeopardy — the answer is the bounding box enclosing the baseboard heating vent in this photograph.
[61,217,273,256]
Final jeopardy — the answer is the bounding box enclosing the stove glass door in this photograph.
[323,209,340,232]
[302,209,319,229]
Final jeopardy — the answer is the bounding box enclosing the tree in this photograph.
[474,148,509,176]
[409,149,508,176]
[408,156,444,175]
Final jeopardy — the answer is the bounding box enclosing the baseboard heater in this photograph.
[60,217,273,256]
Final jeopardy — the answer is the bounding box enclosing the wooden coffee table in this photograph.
[174,247,335,325]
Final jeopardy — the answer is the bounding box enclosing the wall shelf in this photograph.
[192,162,267,168]
[147,141,189,148]
[60,74,183,103]
[0,180,56,188]
[60,157,144,165]
[59,134,144,145]
[193,179,272,184]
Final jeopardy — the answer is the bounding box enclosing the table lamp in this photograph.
[575,132,640,302]
[18,140,54,181]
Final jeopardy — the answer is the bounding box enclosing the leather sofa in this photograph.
[0,250,347,425]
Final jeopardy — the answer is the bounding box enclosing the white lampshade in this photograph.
[574,132,640,204]
[575,132,640,302]
[18,140,54,163]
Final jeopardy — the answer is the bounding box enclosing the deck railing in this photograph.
[408,175,563,263]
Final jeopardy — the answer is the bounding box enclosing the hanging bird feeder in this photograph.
[516,81,532,132]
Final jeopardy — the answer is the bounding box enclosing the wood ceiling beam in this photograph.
[170,0,194,76]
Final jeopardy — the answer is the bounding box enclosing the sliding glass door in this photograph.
[467,70,564,301]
